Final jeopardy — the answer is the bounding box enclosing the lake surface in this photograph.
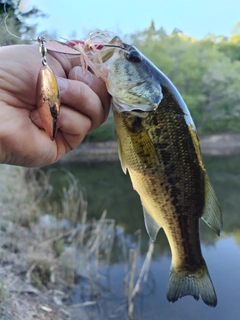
[44,155,240,320]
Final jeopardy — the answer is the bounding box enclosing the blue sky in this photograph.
[21,0,240,40]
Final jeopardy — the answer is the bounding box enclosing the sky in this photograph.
[19,0,240,40]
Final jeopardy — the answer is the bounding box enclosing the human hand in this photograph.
[0,43,110,167]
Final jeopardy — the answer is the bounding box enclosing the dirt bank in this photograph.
[200,134,240,156]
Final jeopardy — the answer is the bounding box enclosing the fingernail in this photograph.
[30,109,39,121]
[57,77,68,91]
[74,66,93,85]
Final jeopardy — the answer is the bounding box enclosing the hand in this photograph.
[0,43,111,167]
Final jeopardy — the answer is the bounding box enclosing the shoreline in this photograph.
[60,133,240,163]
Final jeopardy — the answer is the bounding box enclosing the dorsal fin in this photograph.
[142,204,161,242]
[201,175,222,236]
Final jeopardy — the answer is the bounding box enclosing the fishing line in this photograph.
[103,44,126,50]
[4,14,21,39]
[3,6,125,52]
[3,1,33,41]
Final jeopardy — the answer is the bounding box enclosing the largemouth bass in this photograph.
[97,36,222,307]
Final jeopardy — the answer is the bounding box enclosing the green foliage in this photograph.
[129,24,240,135]
[85,111,117,142]
[0,0,44,45]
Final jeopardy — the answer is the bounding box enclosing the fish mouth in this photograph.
[112,98,156,116]
[129,109,151,118]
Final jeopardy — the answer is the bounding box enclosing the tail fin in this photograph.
[166,261,217,307]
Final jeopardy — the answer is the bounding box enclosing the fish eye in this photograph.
[126,50,142,63]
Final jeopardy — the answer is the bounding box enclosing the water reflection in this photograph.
[43,155,240,319]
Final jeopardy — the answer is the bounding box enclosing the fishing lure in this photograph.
[35,38,83,140]
[36,37,60,141]
[4,12,121,140]
[35,36,107,140]
[36,32,123,140]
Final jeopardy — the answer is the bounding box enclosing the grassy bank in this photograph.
[0,165,153,320]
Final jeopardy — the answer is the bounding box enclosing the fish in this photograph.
[96,36,222,307]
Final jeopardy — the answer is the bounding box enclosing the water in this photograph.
[44,155,240,319]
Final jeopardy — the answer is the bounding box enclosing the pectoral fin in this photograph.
[117,139,127,174]
[201,175,222,236]
[142,204,161,242]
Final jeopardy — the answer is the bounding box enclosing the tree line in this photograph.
[1,2,240,140]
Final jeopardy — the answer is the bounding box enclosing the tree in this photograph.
[130,23,240,135]
[0,0,44,45]
[211,22,240,62]
[198,57,240,133]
